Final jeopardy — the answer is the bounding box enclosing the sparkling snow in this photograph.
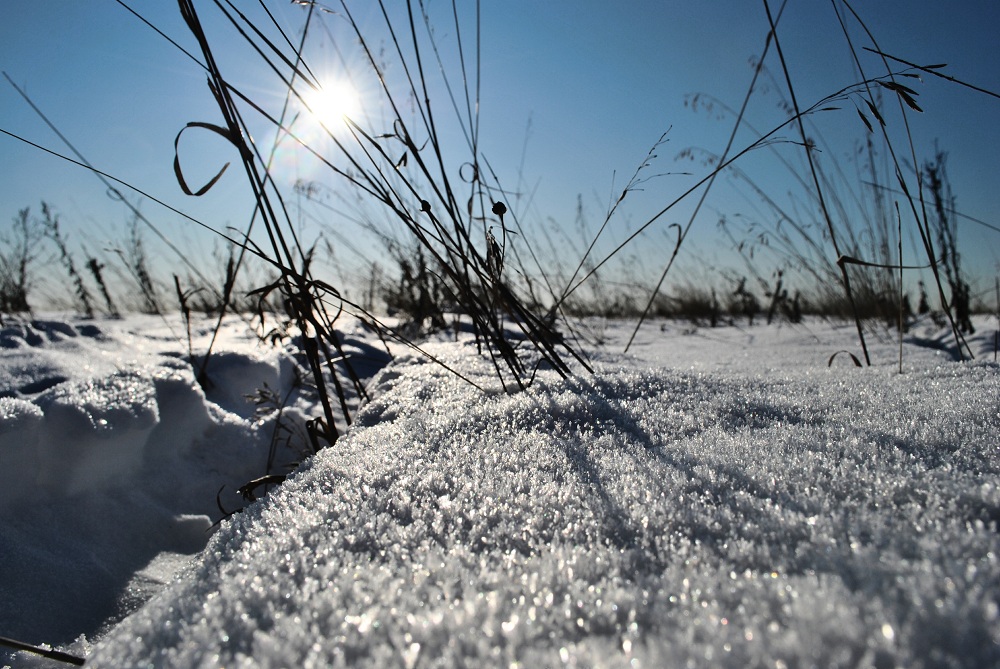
[2,314,998,667]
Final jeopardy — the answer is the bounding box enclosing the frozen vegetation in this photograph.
[2,314,998,667]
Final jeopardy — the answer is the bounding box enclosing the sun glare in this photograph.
[302,78,360,128]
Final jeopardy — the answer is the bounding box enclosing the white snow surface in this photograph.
[2,314,999,667]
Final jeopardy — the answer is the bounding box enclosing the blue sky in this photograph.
[2,1,999,308]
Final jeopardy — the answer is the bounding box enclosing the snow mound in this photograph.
[89,342,1000,668]
[0,316,326,662]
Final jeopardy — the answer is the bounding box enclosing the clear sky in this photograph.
[2,1,999,309]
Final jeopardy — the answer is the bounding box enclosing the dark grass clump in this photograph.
[178,244,265,318]
[0,208,41,317]
[86,256,120,318]
[923,151,975,335]
[381,245,449,335]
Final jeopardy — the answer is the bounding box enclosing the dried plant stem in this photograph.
[624,1,784,352]
[763,0,871,365]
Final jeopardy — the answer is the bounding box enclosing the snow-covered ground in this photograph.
[2,313,998,667]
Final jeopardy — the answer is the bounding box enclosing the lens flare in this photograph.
[302,78,360,128]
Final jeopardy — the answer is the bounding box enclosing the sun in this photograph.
[302,77,360,128]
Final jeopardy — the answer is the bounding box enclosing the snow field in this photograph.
[86,337,1000,668]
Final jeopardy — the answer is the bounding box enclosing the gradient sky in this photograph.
[2,1,999,307]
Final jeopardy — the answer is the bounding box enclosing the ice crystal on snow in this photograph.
[3,315,999,667]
